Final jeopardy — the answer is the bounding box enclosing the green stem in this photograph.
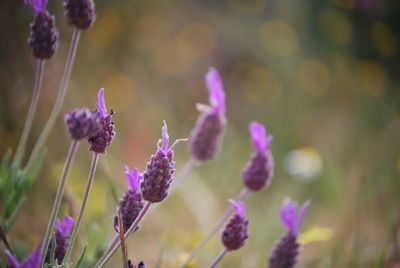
[63,153,99,263]
[13,59,45,165]
[40,140,80,267]
[25,29,81,172]
[178,188,250,268]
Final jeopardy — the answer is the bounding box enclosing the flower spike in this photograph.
[125,166,141,192]
[249,121,273,154]
[96,88,107,118]
[206,67,225,115]
[228,199,245,218]
[279,198,311,237]
[5,242,42,268]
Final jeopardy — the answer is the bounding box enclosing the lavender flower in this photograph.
[128,260,145,268]
[114,167,144,233]
[242,121,274,191]
[221,200,249,251]
[45,216,74,264]
[5,242,42,268]
[65,107,101,140]
[189,67,227,161]
[63,0,96,30]
[88,88,115,154]
[141,121,186,203]
[24,0,59,59]
[269,198,311,268]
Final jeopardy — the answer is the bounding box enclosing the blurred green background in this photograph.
[1,0,400,267]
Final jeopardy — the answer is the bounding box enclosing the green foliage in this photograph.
[0,149,45,232]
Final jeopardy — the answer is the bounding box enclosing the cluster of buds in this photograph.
[24,0,59,59]
[64,107,101,140]
[269,198,310,268]
[221,200,249,251]
[189,68,226,162]
[45,216,74,264]
[242,121,274,191]
[141,121,186,203]
[63,0,96,30]
[114,167,144,233]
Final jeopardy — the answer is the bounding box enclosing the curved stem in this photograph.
[13,60,45,165]
[40,140,80,267]
[64,153,99,263]
[25,29,81,172]
[178,188,250,268]
[208,248,228,268]
[95,202,152,268]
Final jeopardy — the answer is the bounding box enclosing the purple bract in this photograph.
[5,242,42,268]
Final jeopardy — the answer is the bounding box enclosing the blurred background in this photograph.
[1,0,400,267]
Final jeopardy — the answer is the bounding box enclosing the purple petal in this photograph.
[96,88,107,118]
[125,166,141,192]
[161,120,169,152]
[21,242,42,268]
[205,67,225,115]
[295,200,311,235]
[229,199,246,218]
[4,250,21,268]
[279,198,298,236]
[249,121,273,154]
[56,216,74,237]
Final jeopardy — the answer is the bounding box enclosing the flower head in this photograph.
[5,242,42,268]
[228,199,245,218]
[280,198,311,237]
[63,0,96,30]
[125,166,141,193]
[65,107,101,140]
[24,0,48,13]
[249,121,273,155]
[206,67,225,115]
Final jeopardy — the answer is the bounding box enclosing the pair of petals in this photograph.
[280,198,311,237]
[24,0,48,13]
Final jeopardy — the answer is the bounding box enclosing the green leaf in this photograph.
[75,246,87,268]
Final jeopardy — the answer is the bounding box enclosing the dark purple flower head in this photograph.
[65,107,101,140]
[114,166,144,233]
[88,88,115,154]
[5,242,42,268]
[24,0,58,59]
[221,199,249,251]
[45,216,74,264]
[242,121,274,191]
[63,0,96,30]
[268,198,311,268]
[189,67,227,161]
[141,121,186,203]
[128,260,146,268]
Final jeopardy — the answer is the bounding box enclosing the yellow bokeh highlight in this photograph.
[176,23,218,60]
[319,8,352,44]
[298,59,331,96]
[260,20,299,56]
[228,0,267,13]
[242,66,282,102]
[359,60,387,97]
[88,11,122,47]
[299,225,334,245]
[370,21,398,58]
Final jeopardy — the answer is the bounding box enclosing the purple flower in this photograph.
[5,242,42,268]
[88,88,115,154]
[24,0,58,59]
[45,216,74,264]
[114,167,144,233]
[189,67,227,161]
[242,121,274,191]
[128,260,146,268]
[65,107,101,140]
[63,0,96,30]
[221,199,249,251]
[140,121,186,203]
[268,198,311,268]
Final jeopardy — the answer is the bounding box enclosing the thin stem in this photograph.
[25,29,81,172]
[13,60,45,165]
[118,211,129,268]
[170,157,198,191]
[40,140,80,267]
[96,235,119,266]
[64,153,99,263]
[178,188,250,268]
[95,202,152,268]
[208,248,228,268]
